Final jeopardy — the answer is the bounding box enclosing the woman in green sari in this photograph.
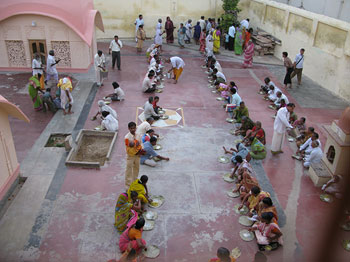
[234,27,243,55]
[28,74,43,111]
[250,137,266,160]
[114,191,141,233]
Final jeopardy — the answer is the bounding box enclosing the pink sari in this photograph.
[199,31,206,52]
[254,222,283,245]
[243,41,255,68]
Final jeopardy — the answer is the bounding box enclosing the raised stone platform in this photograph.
[308,161,332,187]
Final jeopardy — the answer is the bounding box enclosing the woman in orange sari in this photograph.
[244,28,253,48]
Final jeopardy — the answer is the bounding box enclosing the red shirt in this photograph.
[152,100,158,108]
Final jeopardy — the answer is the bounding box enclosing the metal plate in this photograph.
[160,115,169,120]
[143,245,160,258]
[143,219,155,231]
[342,240,350,251]
[226,118,234,123]
[234,204,249,215]
[218,156,230,164]
[231,247,241,259]
[144,210,158,220]
[216,97,224,101]
[239,229,254,241]
[320,194,333,203]
[227,190,240,198]
[158,110,165,114]
[153,144,162,150]
[239,215,254,226]
[155,89,163,93]
[223,173,235,183]
[148,195,165,208]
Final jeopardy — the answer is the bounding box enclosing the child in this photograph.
[152,96,162,114]
[105,82,125,101]
[42,88,56,113]
[209,247,235,262]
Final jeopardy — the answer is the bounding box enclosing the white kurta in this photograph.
[154,23,163,45]
[268,86,282,101]
[46,55,57,75]
[94,53,106,85]
[32,58,43,76]
[102,114,119,132]
[271,107,293,152]
[304,147,323,167]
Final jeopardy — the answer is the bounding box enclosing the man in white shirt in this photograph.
[214,68,226,82]
[291,48,305,85]
[166,56,185,84]
[109,35,123,70]
[231,88,241,106]
[144,97,160,120]
[198,16,206,31]
[206,32,214,57]
[240,18,249,29]
[303,141,322,168]
[101,111,119,132]
[271,103,295,154]
[142,72,156,93]
[228,23,236,51]
[297,132,321,156]
[266,85,281,102]
[136,117,154,137]
[46,50,60,84]
[94,50,106,87]
[273,91,289,108]
[135,14,144,42]
[32,53,43,76]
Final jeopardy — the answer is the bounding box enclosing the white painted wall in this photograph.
[272,0,350,22]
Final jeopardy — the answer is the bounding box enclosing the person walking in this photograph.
[109,35,123,70]
[282,52,294,88]
[94,50,106,87]
[290,48,305,86]
[134,14,144,42]
[271,103,295,155]
[46,50,60,85]
[228,23,236,51]
[165,16,175,43]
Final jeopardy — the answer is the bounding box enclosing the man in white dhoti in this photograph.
[154,19,164,51]
[94,50,106,87]
[303,141,322,168]
[101,111,119,132]
[46,50,60,84]
[135,14,144,42]
[271,103,295,154]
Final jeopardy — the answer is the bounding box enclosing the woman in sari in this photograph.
[250,137,266,160]
[242,40,255,68]
[239,186,270,214]
[233,101,249,123]
[248,212,283,251]
[165,17,175,43]
[28,74,44,111]
[136,25,146,52]
[178,23,186,48]
[127,175,151,206]
[257,197,278,223]
[232,170,259,200]
[199,28,206,53]
[119,217,146,254]
[212,27,221,54]
[184,19,192,44]
[234,27,243,55]
[243,121,266,146]
[115,191,141,233]
[244,28,253,48]
[193,22,201,45]
[235,116,255,137]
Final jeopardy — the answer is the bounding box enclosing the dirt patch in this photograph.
[74,135,113,165]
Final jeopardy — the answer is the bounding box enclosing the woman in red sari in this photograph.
[199,28,206,53]
[165,17,175,43]
[242,40,255,68]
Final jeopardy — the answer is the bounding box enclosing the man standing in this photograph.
[228,23,236,51]
[240,18,249,29]
[290,48,305,86]
[198,16,206,31]
[46,50,60,84]
[271,103,295,155]
[166,56,185,84]
[124,122,143,188]
[135,14,144,42]
[94,50,106,87]
[32,53,43,76]
[109,35,123,70]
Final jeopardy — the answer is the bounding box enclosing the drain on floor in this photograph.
[45,133,71,147]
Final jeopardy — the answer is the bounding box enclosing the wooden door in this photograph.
[28,40,47,65]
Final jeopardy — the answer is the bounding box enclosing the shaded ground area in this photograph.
[0,40,349,262]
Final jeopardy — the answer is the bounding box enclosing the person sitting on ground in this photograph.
[53,92,62,110]
[233,101,249,123]
[230,155,254,180]
[142,129,156,143]
[243,121,265,145]
[289,117,306,138]
[128,175,152,206]
[140,137,170,167]
[264,84,281,102]
[142,71,156,93]
[212,68,226,83]
[271,91,289,110]
[232,169,259,200]
[144,97,160,120]
[239,186,270,215]
[101,111,119,132]
[322,174,344,199]
[289,111,298,124]
[234,116,255,136]
[255,197,278,223]
[260,77,276,94]
[303,140,323,168]
[295,132,321,158]
[209,246,236,262]
[119,217,146,254]
[249,137,266,160]
[248,212,283,251]
[223,143,250,165]
[42,88,56,113]
[230,87,242,107]
[114,191,141,233]
[150,54,159,66]
[152,96,162,114]
[92,100,117,121]
[136,117,156,137]
[212,58,223,72]
[296,126,314,147]
[105,82,125,101]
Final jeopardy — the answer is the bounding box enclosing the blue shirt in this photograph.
[140,141,158,164]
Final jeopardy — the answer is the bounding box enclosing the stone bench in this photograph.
[308,161,332,187]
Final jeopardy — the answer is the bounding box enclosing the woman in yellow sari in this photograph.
[212,27,221,54]
[127,175,151,206]
[115,191,141,233]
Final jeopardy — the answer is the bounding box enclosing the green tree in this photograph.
[220,0,241,33]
